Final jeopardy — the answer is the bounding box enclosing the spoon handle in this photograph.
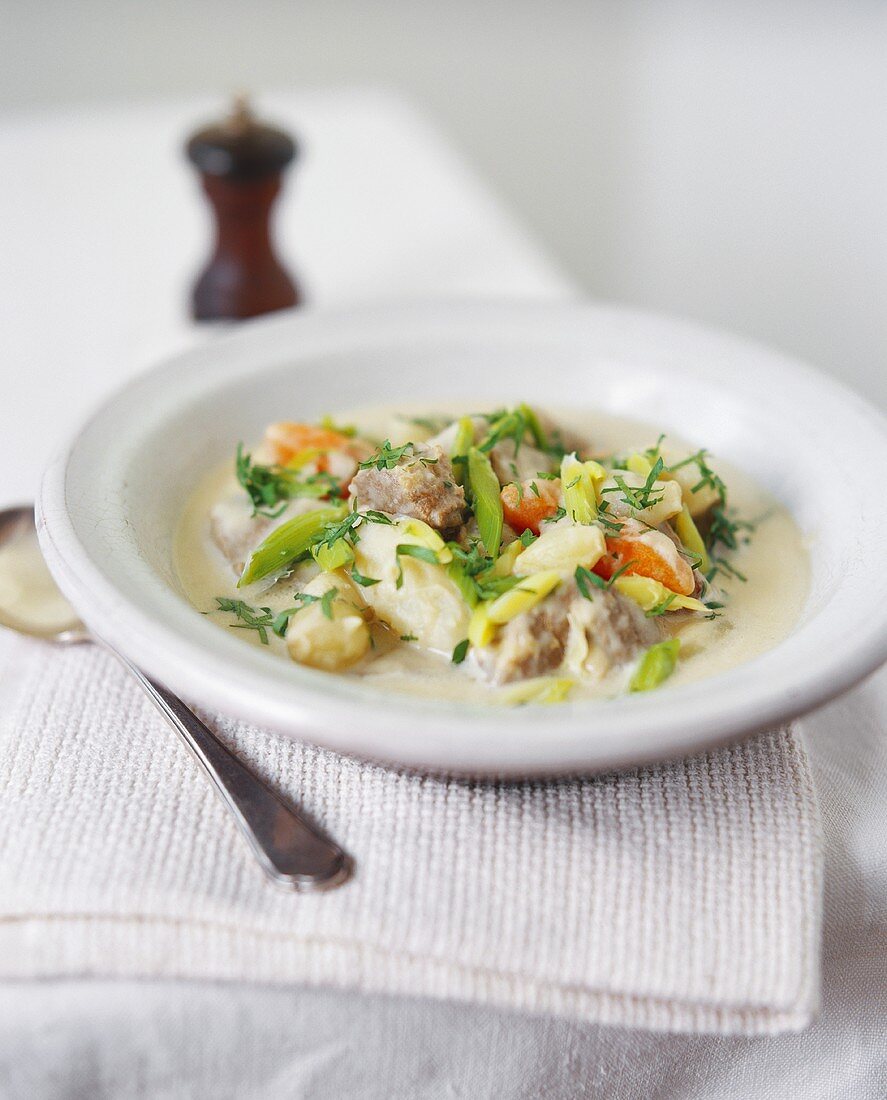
[113,650,350,891]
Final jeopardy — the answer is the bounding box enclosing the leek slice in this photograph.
[467,446,503,558]
[626,452,653,479]
[560,453,606,524]
[503,676,575,705]
[613,574,706,614]
[396,517,452,562]
[447,560,480,608]
[451,416,475,485]
[238,505,347,587]
[311,537,354,572]
[486,570,561,624]
[468,602,497,647]
[674,506,710,573]
[629,639,681,693]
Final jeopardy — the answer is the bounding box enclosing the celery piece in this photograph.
[451,416,475,485]
[629,639,681,693]
[238,505,347,587]
[467,446,503,558]
[311,537,354,572]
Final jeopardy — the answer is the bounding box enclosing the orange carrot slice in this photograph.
[500,480,560,535]
[594,534,695,595]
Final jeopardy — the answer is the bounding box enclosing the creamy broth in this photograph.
[173,405,809,703]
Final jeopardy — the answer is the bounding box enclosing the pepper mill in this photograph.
[186,96,301,321]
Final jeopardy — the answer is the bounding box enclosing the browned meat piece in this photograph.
[349,444,467,535]
[210,498,274,575]
[475,579,660,684]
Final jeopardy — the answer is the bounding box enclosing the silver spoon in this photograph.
[0,505,350,892]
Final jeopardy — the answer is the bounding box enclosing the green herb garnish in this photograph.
[574,562,631,599]
[214,598,274,644]
[452,638,470,664]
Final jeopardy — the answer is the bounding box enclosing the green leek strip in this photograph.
[451,416,475,485]
[467,446,503,558]
[311,537,354,572]
[447,560,479,608]
[560,453,604,524]
[238,505,347,587]
[517,403,547,450]
[486,570,561,624]
[468,602,496,646]
[674,505,710,573]
[613,574,706,614]
[626,452,653,479]
[629,639,681,693]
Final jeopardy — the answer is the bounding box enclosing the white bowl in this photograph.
[37,301,887,776]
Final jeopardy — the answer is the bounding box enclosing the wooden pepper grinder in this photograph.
[186,96,301,321]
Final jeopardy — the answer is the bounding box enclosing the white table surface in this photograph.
[0,89,884,1100]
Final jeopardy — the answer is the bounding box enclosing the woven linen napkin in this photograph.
[0,630,822,1035]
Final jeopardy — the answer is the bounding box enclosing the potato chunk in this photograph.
[286,574,371,671]
[352,522,470,655]
[514,523,606,575]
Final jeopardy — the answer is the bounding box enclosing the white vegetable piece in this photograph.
[599,471,683,526]
[352,521,470,655]
[661,454,722,517]
[514,523,606,575]
[286,573,371,671]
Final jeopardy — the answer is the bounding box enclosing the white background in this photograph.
[3,0,885,409]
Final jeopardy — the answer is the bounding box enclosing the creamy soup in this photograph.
[174,405,809,704]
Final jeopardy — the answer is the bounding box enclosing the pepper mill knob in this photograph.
[186,96,301,321]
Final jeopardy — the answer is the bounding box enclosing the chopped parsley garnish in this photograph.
[350,567,381,587]
[394,543,441,588]
[235,443,343,517]
[270,593,322,637]
[358,440,437,471]
[320,588,337,620]
[400,633,418,642]
[574,562,631,600]
[645,594,677,617]
[452,639,470,664]
[519,529,537,547]
[600,459,665,513]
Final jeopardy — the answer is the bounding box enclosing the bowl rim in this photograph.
[36,299,887,776]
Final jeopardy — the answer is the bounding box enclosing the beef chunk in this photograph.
[349,444,467,534]
[475,579,660,684]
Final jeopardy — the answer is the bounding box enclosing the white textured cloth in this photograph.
[0,631,822,1035]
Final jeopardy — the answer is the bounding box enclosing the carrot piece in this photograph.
[593,535,695,595]
[500,480,560,535]
[264,422,353,465]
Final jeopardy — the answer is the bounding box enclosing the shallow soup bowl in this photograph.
[37,301,887,776]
